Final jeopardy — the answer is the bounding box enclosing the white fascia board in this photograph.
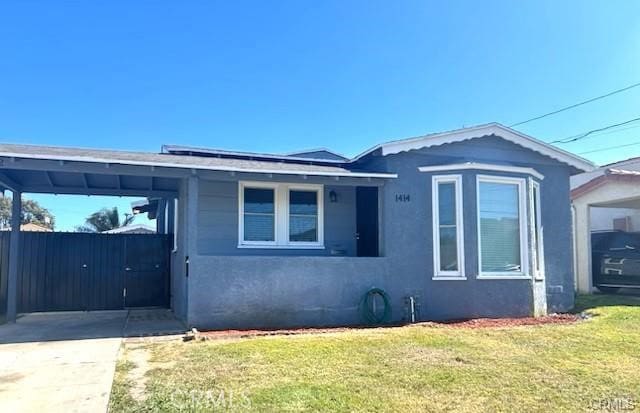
[355,123,596,173]
[0,151,398,179]
[418,162,544,180]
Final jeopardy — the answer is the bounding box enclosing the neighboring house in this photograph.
[0,222,52,232]
[102,224,156,234]
[0,123,594,328]
[571,157,640,293]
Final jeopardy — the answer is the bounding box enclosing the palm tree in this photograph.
[76,207,135,233]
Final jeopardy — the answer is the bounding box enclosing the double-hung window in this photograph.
[289,190,319,243]
[476,175,528,278]
[242,187,277,244]
[239,182,324,248]
[432,175,465,278]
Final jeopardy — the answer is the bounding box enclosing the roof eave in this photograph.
[351,123,596,173]
[0,151,397,180]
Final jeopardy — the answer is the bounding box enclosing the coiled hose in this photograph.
[360,287,391,325]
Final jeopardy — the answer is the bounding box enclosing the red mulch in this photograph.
[418,313,581,329]
[194,314,581,341]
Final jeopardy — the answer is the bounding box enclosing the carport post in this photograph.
[6,190,21,323]
[573,202,593,293]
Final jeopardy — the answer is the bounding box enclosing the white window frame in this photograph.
[476,175,529,279]
[432,175,465,280]
[286,184,325,248]
[530,179,545,280]
[238,181,324,249]
[172,198,178,253]
[238,181,279,247]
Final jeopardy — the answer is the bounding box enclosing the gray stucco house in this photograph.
[0,123,595,328]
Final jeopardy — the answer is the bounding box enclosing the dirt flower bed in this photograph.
[194,313,582,340]
[195,326,355,340]
[420,313,582,329]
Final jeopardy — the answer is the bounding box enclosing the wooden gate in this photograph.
[0,232,170,316]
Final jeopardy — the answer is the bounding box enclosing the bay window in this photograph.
[476,175,528,278]
[238,182,324,248]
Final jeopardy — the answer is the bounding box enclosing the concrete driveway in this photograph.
[0,310,185,413]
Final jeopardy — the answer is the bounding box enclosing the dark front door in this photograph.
[356,186,379,257]
[124,235,170,308]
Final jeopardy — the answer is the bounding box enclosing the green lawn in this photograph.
[110,295,640,412]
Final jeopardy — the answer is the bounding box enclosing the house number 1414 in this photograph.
[395,194,410,202]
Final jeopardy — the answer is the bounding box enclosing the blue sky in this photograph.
[1,1,639,230]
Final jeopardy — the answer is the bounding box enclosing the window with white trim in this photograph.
[289,190,319,242]
[432,175,465,278]
[530,180,544,279]
[242,187,276,243]
[477,175,528,277]
[238,182,324,248]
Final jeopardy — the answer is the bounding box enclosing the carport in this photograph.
[572,168,640,293]
[0,144,185,323]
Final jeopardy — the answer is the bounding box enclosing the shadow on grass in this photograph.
[573,293,640,313]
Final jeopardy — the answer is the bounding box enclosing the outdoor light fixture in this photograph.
[329,190,338,203]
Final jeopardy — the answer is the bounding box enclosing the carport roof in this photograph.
[0,143,397,180]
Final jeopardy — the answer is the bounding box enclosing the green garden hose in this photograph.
[360,287,391,325]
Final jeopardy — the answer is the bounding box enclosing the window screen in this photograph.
[243,188,275,242]
[478,181,521,272]
[289,190,318,242]
[437,182,458,271]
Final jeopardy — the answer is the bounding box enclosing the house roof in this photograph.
[0,222,52,232]
[571,168,640,199]
[571,156,640,193]
[102,224,156,234]
[352,123,595,173]
[162,145,348,164]
[0,123,592,187]
[0,143,397,179]
[282,148,349,161]
[601,156,640,169]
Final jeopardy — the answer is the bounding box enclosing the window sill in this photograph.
[432,276,467,281]
[477,275,531,280]
[237,244,325,250]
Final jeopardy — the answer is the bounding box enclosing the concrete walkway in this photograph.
[0,310,185,413]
